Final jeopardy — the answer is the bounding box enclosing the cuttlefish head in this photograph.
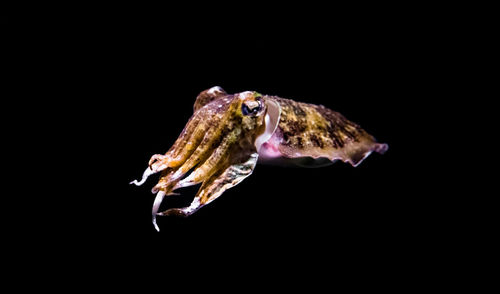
[130,87,280,230]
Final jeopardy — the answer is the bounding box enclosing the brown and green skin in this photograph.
[262,97,388,167]
[131,86,388,228]
[146,88,268,217]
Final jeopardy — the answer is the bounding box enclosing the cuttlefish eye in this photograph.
[241,99,262,116]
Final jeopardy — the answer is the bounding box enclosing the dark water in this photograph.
[7,9,447,288]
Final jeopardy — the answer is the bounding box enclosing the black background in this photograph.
[5,5,451,288]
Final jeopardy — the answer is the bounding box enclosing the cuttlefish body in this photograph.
[131,86,388,231]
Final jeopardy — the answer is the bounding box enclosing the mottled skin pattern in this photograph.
[273,97,362,149]
[131,87,388,231]
[264,97,387,166]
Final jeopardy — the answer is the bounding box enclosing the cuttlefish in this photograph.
[131,86,388,231]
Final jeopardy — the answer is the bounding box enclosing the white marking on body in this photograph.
[255,112,272,151]
[208,86,222,95]
[351,151,373,167]
[258,141,282,159]
[255,98,281,152]
[239,91,253,99]
[183,197,201,215]
[174,170,198,189]
[171,169,185,181]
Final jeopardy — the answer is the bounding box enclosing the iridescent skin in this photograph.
[131,87,388,231]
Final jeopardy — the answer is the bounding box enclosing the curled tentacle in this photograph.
[148,97,239,195]
[152,191,166,232]
[129,109,208,187]
[129,166,155,186]
[153,98,238,190]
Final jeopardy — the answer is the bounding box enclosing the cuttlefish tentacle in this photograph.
[150,100,238,193]
[158,111,208,166]
[163,86,227,164]
[157,152,259,219]
[149,112,206,169]
[129,114,207,187]
[129,166,156,186]
[174,127,242,190]
[129,121,204,187]
[151,190,165,232]
[130,90,233,187]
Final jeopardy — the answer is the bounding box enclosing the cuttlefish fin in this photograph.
[157,152,259,218]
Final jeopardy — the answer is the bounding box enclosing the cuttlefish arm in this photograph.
[157,152,258,217]
[150,152,258,231]
[130,86,229,187]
